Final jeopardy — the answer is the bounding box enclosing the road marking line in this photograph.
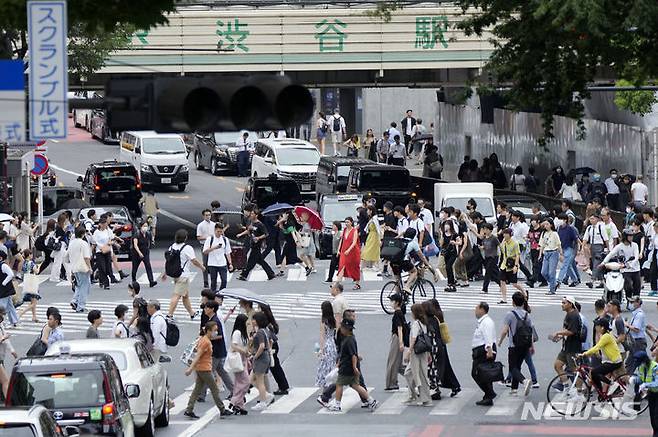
[248,270,268,281]
[178,389,258,437]
[317,387,374,414]
[286,268,307,281]
[373,391,409,415]
[169,384,196,416]
[429,388,476,415]
[484,390,524,416]
[362,270,382,282]
[262,387,318,414]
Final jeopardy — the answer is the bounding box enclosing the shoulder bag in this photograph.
[439,320,452,344]
[26,327,47,356]
[224,349,245,373]
[477,360,505,384]
[413,321,432,354]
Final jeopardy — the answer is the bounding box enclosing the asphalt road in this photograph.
[10,124,652,437]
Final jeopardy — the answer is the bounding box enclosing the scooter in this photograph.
[601,255,635,306]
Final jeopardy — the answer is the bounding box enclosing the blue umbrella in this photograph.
[262,202,294,216]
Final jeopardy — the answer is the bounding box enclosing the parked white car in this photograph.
[0,405,77,436]
[47,339,169,437]
[250,138,321,199]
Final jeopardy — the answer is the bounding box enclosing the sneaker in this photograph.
[251,402,267,411]
[523,380,532,396]
[510,389,518,395]
[149,281,158,288]
[274,389,289,396]
[384,386,399,391]
[327,401,341,412]
[183,411,200,419]
[265,394,275,405]
[361,400,370,408]
[190,310,200,320]
[219,409,232,417]
[525,281,535,288]
[316,396,329,408]
[368,399,378,411]
[532,382,540,389]
[568,282,578,287]
[586,282,594,289]
[237,276,247,281]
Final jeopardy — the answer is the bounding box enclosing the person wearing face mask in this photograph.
[131,219,157,288]
[604,169,621,211]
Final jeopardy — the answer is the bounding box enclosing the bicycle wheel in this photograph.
[609,374,650,416]
[546,373,592,416]
[411,278,436,305]
[380,281,402,315]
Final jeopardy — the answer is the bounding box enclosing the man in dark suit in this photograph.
[400,109,416,155]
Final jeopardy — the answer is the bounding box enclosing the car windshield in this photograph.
[445,197,495,217]
[81,208,129,222]
[359,170,409,190]
[0,426,36,437]
[48,350,127,371]
[254,184,302,208]
[9,370,107,409]
[275,148,320,166]
[321,201,361,223]
[507,202,545,216]
[98,168,137,183]
[214,132,258,146]
[142,137,186,154]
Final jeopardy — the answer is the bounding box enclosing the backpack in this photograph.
[578,316,588,343]
[381,238,409,263]
[164,244,188,278]
[45,235,62,251]
[34,234,47,252]
[511,311,533,349]
[320,119,328,134]
[157,315,180,347]
[332,116,341,132]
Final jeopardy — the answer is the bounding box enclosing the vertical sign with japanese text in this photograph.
[0,60,26,143]
[28,0,68,140]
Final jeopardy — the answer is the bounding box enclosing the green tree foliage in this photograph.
[614,79,657,115]
[455,0,658,141]
[0,0,175,60]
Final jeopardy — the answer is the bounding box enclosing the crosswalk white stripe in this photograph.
[429,388,476,415]
[177,390,259,437]
[169,383,196,416]
[361,270,382,282]
[484,391,525,416]
[373,391,409,415]
[262,387,319,414]
[317,387,374,414]
[249,270,269,281]
[287,268,307,282]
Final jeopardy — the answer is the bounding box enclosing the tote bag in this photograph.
[224,351,244,373]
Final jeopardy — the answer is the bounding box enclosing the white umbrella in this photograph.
[0,213,13,222]
[219,288,269,306]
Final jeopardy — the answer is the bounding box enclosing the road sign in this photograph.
[27,1,68,140]
[31,153,49,176]
[0,60,26,143]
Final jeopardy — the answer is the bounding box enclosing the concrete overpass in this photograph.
[99,4,492,87]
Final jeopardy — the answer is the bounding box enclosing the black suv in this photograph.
[192,131,258,175]
[347,164,415,210]
[241,175,303,211]
[78,160,142,217]
[6,353,139,436]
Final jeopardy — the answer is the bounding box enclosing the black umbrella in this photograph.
[60,198,91,210]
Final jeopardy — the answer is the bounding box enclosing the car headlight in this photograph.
[181,164,189,172]
[140,164,152,173]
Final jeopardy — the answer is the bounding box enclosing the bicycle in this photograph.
[380,266,436,314]
[546,356,649,416]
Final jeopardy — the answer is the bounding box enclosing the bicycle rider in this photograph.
[577,318,623,397]
[390,228,432,294]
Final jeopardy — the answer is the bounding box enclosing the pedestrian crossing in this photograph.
[165,384,628,420]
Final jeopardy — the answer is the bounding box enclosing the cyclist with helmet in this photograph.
[600,229,641,303]
[391,227,434,294]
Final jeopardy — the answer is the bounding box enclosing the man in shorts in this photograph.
[162,229,204,320]
[549,295,582,390]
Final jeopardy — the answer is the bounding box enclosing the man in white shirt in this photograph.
[69,227,92,313]
[604,169,621,211]
[417,199,434,233]
[162,229,205,319]
[387,122,401,146]
[600,208,620,250]
[203,223,232,292]
[472,301,497,405]
[92,217,114,290]
[327,109,346,155]
[400,109,416,154]
[196,209,215,288]
[393,206,408,236]
[147,300,168,363]
[583,214,608,288]
[330,282,349,325]
[406,204,426,248]
[235,131,253,177]
[388,135,406,166]
[631,175,649,207]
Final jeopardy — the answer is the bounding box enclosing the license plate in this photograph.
[301,184,311,191]
[161,177,171,184]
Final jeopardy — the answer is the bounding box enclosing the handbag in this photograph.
[325,367,338,387]
[477,360,505,384]
[413,322,432,354]
[26,329,47,356]
[179,338,199,366]
[439,321,452,344]
[224,351,244,373]
[22,273,40,294]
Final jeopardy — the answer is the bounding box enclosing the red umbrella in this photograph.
[294,205,324,230]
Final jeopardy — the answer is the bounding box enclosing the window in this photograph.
[141,137,186,155]
[0,426,37,437]
[359,170,410,190]
[9,370,107,409]
[274,148,320,166]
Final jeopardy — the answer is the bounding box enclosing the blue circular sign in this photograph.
[31,153,49,176]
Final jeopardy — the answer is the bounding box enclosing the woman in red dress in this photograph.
[337,216,361,289]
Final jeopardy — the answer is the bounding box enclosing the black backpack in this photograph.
[332,117,341,131]
[512,311,533,349]
[164,244,188,278]
[381,238,409,263]
[157,315,180,347]
[578,317,588,343]
[34,234,47,252]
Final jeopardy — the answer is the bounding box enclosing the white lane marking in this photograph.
[317,387,374,414]
[248,270,268,281]
[430,388,476,415]
[286,268,307,281]
[484,390,524,416]
[50,163,82,177]
[362,270,383,282]
[262,387,318,414]
[373,391,409,415]
[169,384,195,415]
[177,388,258,437]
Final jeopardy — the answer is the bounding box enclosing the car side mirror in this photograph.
[125,383,140,398]
[76,176,83,183]
[134,146,141,154]
[63,426,81,437]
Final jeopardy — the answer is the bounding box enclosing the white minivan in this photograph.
[434,182,496,224]
[120,131,190,191]
[250,138,321,199]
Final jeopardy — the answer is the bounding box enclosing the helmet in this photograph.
[623,229,635,238]
[592,173,601,182]
[633,350,650,367]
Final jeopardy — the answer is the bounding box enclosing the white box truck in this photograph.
[433,182,496,224]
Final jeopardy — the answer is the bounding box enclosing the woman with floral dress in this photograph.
[316,301,338,387]
[423,300,444,400]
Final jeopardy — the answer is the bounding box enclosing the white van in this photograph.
[120,131,190,191]
[434,182,496,224]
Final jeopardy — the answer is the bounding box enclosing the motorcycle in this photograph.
[601,255,635,305]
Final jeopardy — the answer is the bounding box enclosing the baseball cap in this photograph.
[562,295,576,306]
[341,319,355,330]
[388,293,404,304]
